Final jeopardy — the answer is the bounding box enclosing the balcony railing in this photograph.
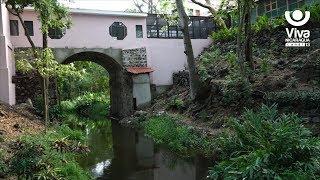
[146,14,217,39]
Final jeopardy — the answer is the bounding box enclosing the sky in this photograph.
[63,0,138,11]
[62,0,218,12]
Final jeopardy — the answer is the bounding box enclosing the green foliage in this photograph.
[286,77,299,89]
[58,61,110,100]
[143,115,216,156]
[210,27,237,42]
[198,49,222,81]
[15,49,83,78]
[252,15,286,33]
[266,90,320,109]
[73,92,110,118]
[252,15,270,32]
[9,125,90,179]
[9,145,43,178]
[167,97,185,111]
[51,92,110,119]
[223,71,252,104]
[6,0,71,33]
[304,2,320,22]
[260,58,272,76]
[0,149,8,177]
[223,52,252,104]
[209,104,320,180]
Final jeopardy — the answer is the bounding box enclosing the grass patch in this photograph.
[142,115,216,157]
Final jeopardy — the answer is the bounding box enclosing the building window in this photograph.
[146,14,215,39]
[24,21,34,36]
[10,20,19,36]
[265,0,277,12]
[48,28,66,39]
[189,9,194,15]
[195,10,200,16]
[136,25,143,38]
[109,22,127,40]
[289,0,306,10]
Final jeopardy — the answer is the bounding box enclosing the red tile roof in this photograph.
[127,67,154,74]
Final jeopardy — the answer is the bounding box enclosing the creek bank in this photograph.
[0,102,92,179]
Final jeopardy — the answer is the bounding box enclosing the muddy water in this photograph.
[78,119,210,180]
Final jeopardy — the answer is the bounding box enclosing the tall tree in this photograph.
[190,0,227,29]
[237,0,253,74]
[5,0,71,128]
[133,0,157,13]
[176,0,201,100]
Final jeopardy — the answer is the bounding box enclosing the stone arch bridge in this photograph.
[53,47,153,118]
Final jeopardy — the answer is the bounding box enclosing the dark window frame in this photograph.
[24,21,34,36]
[10,20,19,36]
[136,25,143,38]
[265,0,277,12]
[109,22,127,40]
[48,28,66,39]
[146,14,216,39]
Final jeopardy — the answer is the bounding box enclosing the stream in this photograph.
[76,118,210,180]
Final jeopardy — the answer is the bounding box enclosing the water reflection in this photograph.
[79,120,209,180]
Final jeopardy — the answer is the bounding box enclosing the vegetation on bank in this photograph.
[8,125,90,179]
[50,92,110,119]
[0,94,110,179]
[1,57,111,179]
[142,115,216,157]
[134,105,320,179]
[209,105,320,179]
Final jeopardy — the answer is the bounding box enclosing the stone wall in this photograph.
[172,70,189,87]
[122,47,147,67]
[13,72,57,105]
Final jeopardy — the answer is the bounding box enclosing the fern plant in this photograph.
[209,104,320,179]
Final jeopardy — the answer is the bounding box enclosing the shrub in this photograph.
[52,92,110,120]
[0,150,8,177]
[9,145,43,178]
[253,15,286,33]
[266,90,320,110]
[222,53,252,104]
[304,2,320,23]
[253,15,270,32]
[260,58,272,76]
[74,92,110,118]
[9,126,90,179]
[208,104,320,179]
[198,49,222,81]
[210,28,237,42]
[167,97,185,111]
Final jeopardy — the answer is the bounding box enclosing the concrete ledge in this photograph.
[0,69,10,104]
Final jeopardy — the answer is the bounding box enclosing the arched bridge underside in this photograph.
[53,48,133,119]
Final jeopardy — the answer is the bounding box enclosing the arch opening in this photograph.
[62,51,134,119]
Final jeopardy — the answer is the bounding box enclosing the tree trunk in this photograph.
[176,0,201,100]
[16,13,37,54]
[6,5,37,57]
[243,1,253,70]
[237,0,253,76]
[237,0,245,74]
[190,0,227,29]
[42,33,50,129]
